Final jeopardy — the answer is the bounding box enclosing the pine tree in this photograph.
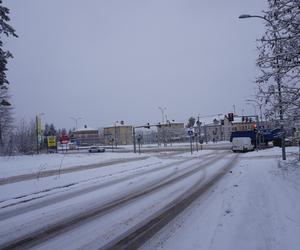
[0,0,17,106]
[0,0,17,154]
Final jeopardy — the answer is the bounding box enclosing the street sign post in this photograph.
[60,135,69,144]
[47,136,57,153]
[188,129,193,154]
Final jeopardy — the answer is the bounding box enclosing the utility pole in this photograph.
[204,124,208,144]
[70,116,82,130]
[36,115,39,154]
[197,116,201,138]
[114,121,118,149]
[133,127,136,153]
[158,107,167,146]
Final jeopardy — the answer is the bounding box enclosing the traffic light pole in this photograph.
[36,116,39,154]
[132,122,173,153]
[133,127,136,153]
[189,135,193,154]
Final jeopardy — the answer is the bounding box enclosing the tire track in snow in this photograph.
[0,151,221,220]
[0,156,149,185]
[101,154,239,250]
[0,152,228,249]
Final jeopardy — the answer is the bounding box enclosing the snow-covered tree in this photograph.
[256,0,300,121]
[0,0,17,154]
[0,88,13,149]
[187,117,196,128]
[14,119,36,154]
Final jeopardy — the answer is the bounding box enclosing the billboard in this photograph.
[36,115,43,144]
[36,115,42,136]
[47,136,57,147]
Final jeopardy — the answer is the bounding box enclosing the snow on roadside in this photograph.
[239,146,300,157]
[0,150,217,179]
[0,151,215,207]
[0,157,165,204]
[141,147,300,250]
[0,152,146,178]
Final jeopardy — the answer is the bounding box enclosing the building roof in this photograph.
[103,125,133,129]
[75,126,97,132]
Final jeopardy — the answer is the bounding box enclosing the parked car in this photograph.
[232,137,254,152]
[89,146,105,153]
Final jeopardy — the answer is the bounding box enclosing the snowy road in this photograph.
[0,148,299,250]
[0,150,236,249]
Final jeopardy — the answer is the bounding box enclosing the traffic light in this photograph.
[253,124,258,132]
[144,123,150,129]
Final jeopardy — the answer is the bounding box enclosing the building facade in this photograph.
[157,122,185,144]
[71,125,100,146]
[103,125,133,145]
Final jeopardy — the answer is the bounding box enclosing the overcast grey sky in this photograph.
[6,0,267,129]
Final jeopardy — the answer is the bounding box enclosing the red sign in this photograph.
[60,135,69,144]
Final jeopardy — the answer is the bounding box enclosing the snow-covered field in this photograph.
[0,147,299,249]
[0,152,146,178]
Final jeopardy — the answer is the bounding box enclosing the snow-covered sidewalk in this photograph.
[142,147,300,250]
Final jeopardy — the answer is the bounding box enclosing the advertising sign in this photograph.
[36,116,42,136]
[60,135,69,144]
[47,136,57,147]
[36,115,43,143]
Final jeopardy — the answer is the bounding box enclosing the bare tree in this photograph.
[14,119,36,154]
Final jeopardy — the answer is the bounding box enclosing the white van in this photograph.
[232,137,254,152]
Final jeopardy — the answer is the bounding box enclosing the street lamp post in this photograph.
[158,107,166,124]
[246,99,263,122]
[70,116,82,130]
[158,107,167,146]
[114,121,119,148]
[239,14,286,160]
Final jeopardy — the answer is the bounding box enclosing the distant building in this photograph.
[222,116,233,141]
[72,125,100,146]
[157,122,185,143]
[203,123,223,142]
[231,118,256,132]
[103,125,133,145]
[201,115,258,142]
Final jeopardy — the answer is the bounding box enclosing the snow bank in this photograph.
[0,152,145,178]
